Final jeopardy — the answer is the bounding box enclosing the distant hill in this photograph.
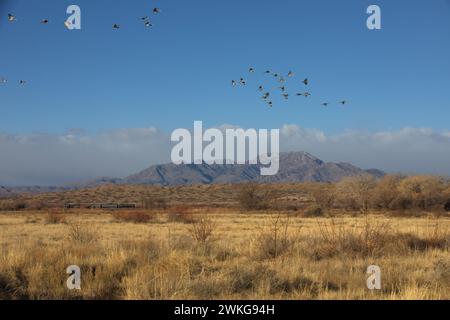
[0,185,67,198]
[122,151,384,186]
[0,152,384,196]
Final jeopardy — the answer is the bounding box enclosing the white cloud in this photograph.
[0,128,171,186]
[1,125,450,186]
[280,125,450,176]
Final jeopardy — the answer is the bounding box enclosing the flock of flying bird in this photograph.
[1,9,162,86]
[232,68,348,108]
[5,8,162,29]
[2,11,348,109]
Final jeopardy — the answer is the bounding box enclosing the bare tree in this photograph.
[336,175,377,214]
[237,183,274,211]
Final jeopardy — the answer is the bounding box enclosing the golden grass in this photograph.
[0,209,448,300]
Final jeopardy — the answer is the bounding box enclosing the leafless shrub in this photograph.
[237,183,275,211]
[308,183,336,210]
[67,222,99,245]
[397,176,447,210]
[307,218,393,259]
[189,215,216,244]
[255,214,299,259]
[335,175,377,214]
[371,174,403,209]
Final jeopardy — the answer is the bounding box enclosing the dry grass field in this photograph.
[0,206,448,300]
[0,178,449,300]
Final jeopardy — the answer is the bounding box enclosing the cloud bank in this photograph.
[1,125,450,186]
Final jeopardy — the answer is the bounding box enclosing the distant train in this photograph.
[64,203,137,209]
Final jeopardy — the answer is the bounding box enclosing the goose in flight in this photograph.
[322,102,329,107]
[262,92,270,100]
[0,77,7,84]
[267,101,273,107]
[287,71,294,78]
[239,78,246,85]
[282,93,289,100]
[19,80,27,85]
[7,14,16,22]
[279,86,286,92]
[153,8,161,14]
[144,21,152,27]
[231,80,237,86]
[303,92,311,97]
[302,78,309,86]
[41,19,49,24]
[340,100,347,105]
[249,67,255,73]
[258,85,264,92]
[113,24,121,29]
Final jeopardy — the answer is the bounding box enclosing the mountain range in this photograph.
[0,152,384,196]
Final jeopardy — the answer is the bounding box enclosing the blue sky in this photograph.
[1,0,449,134]
[1,0,450,185]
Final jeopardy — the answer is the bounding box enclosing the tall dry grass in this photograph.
[0,211,448,300]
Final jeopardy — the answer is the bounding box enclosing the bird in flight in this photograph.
[229,67,346,109]
[153,8,161,14]
[144,21,152,27]
[41,19,49,24]
[113,24,121,29]
[8,14,16,22]
[19,80,27,85]
[0,77,7,84]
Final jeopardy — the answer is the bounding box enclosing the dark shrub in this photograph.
[303,205,324,217]
[444,200,450,212]
[237,183,274,211]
